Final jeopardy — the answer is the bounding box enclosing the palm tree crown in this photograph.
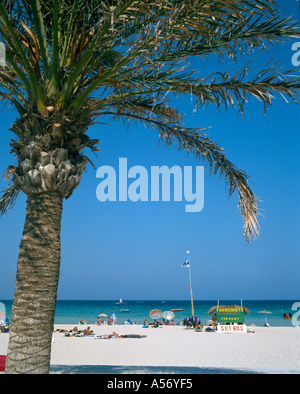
[0,0,300,242]
[1,0,300,375]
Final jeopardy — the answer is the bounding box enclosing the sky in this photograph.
[0,1,299,301]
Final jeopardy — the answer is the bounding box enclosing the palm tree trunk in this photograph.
[5,192,63,374]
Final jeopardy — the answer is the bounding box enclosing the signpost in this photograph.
[218,325,247,333]
[216,307,245,324]
[216,306,247,334]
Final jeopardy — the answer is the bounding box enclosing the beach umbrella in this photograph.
[163,311,175,320]
[98,314,108,318]
[259,310,272,325]
[0,303,5,320]
[150,309,163,320]
[111,313,116,323]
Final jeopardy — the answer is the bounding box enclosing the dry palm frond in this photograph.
[0,181,19,216]
[97,100,261,241]
[154,123,261,242]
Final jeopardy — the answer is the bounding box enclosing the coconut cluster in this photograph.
[13,142,86,198]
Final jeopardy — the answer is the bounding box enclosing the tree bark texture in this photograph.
[5,192,63,374]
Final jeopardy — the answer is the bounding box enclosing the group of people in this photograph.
[77,314,117,326]
[143,319,176,327]
[55,326,94,337]
[96,316,113,325]
[0,319,10,333]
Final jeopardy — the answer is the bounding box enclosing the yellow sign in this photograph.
[216,307,245,323]
[216,308,243,313]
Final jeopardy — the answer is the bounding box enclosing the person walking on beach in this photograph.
[212,314,217,332]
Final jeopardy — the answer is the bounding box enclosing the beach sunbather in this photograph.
[84,327,93,336]
[143,319,149,327]
[153,320,159,327]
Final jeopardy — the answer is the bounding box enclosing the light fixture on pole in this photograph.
[181,251,194,317]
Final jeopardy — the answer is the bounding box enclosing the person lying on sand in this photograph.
[84,327,93,336]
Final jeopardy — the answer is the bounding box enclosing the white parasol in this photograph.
[163,311,175,320]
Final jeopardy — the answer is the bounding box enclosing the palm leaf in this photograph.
[0,181,19,216]
[1,0,300,242]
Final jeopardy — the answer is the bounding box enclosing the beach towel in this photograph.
[0,355,6,372]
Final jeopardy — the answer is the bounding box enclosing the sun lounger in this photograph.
[125,319,138,325]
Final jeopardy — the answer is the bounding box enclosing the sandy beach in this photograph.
[1,324,300,374]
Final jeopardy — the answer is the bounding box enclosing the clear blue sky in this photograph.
[0,1,299,301]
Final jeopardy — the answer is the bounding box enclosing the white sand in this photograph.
[1,324,300,374]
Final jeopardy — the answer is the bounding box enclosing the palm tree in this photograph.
[0,0,299,374]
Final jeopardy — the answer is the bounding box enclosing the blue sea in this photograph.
[1,300,298,327]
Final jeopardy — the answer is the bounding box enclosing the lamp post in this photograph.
[186,251,194,317]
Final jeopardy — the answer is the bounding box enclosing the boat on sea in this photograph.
[283,312,292,320]
[120,308,130,313]
[281,309,292,320]
[116,298,125,305]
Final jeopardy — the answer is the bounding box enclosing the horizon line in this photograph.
[1,298,298,302]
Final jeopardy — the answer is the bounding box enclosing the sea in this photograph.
[1,300,299,327]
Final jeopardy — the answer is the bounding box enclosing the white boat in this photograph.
[116,298,125,305]
[120,308,130,313]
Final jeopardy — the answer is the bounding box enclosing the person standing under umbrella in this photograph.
[259,310,272,326]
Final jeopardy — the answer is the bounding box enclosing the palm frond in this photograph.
[159,126,261,242]
[0,0,300,241]
[0,181,19,216]
[96,102,260,242]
